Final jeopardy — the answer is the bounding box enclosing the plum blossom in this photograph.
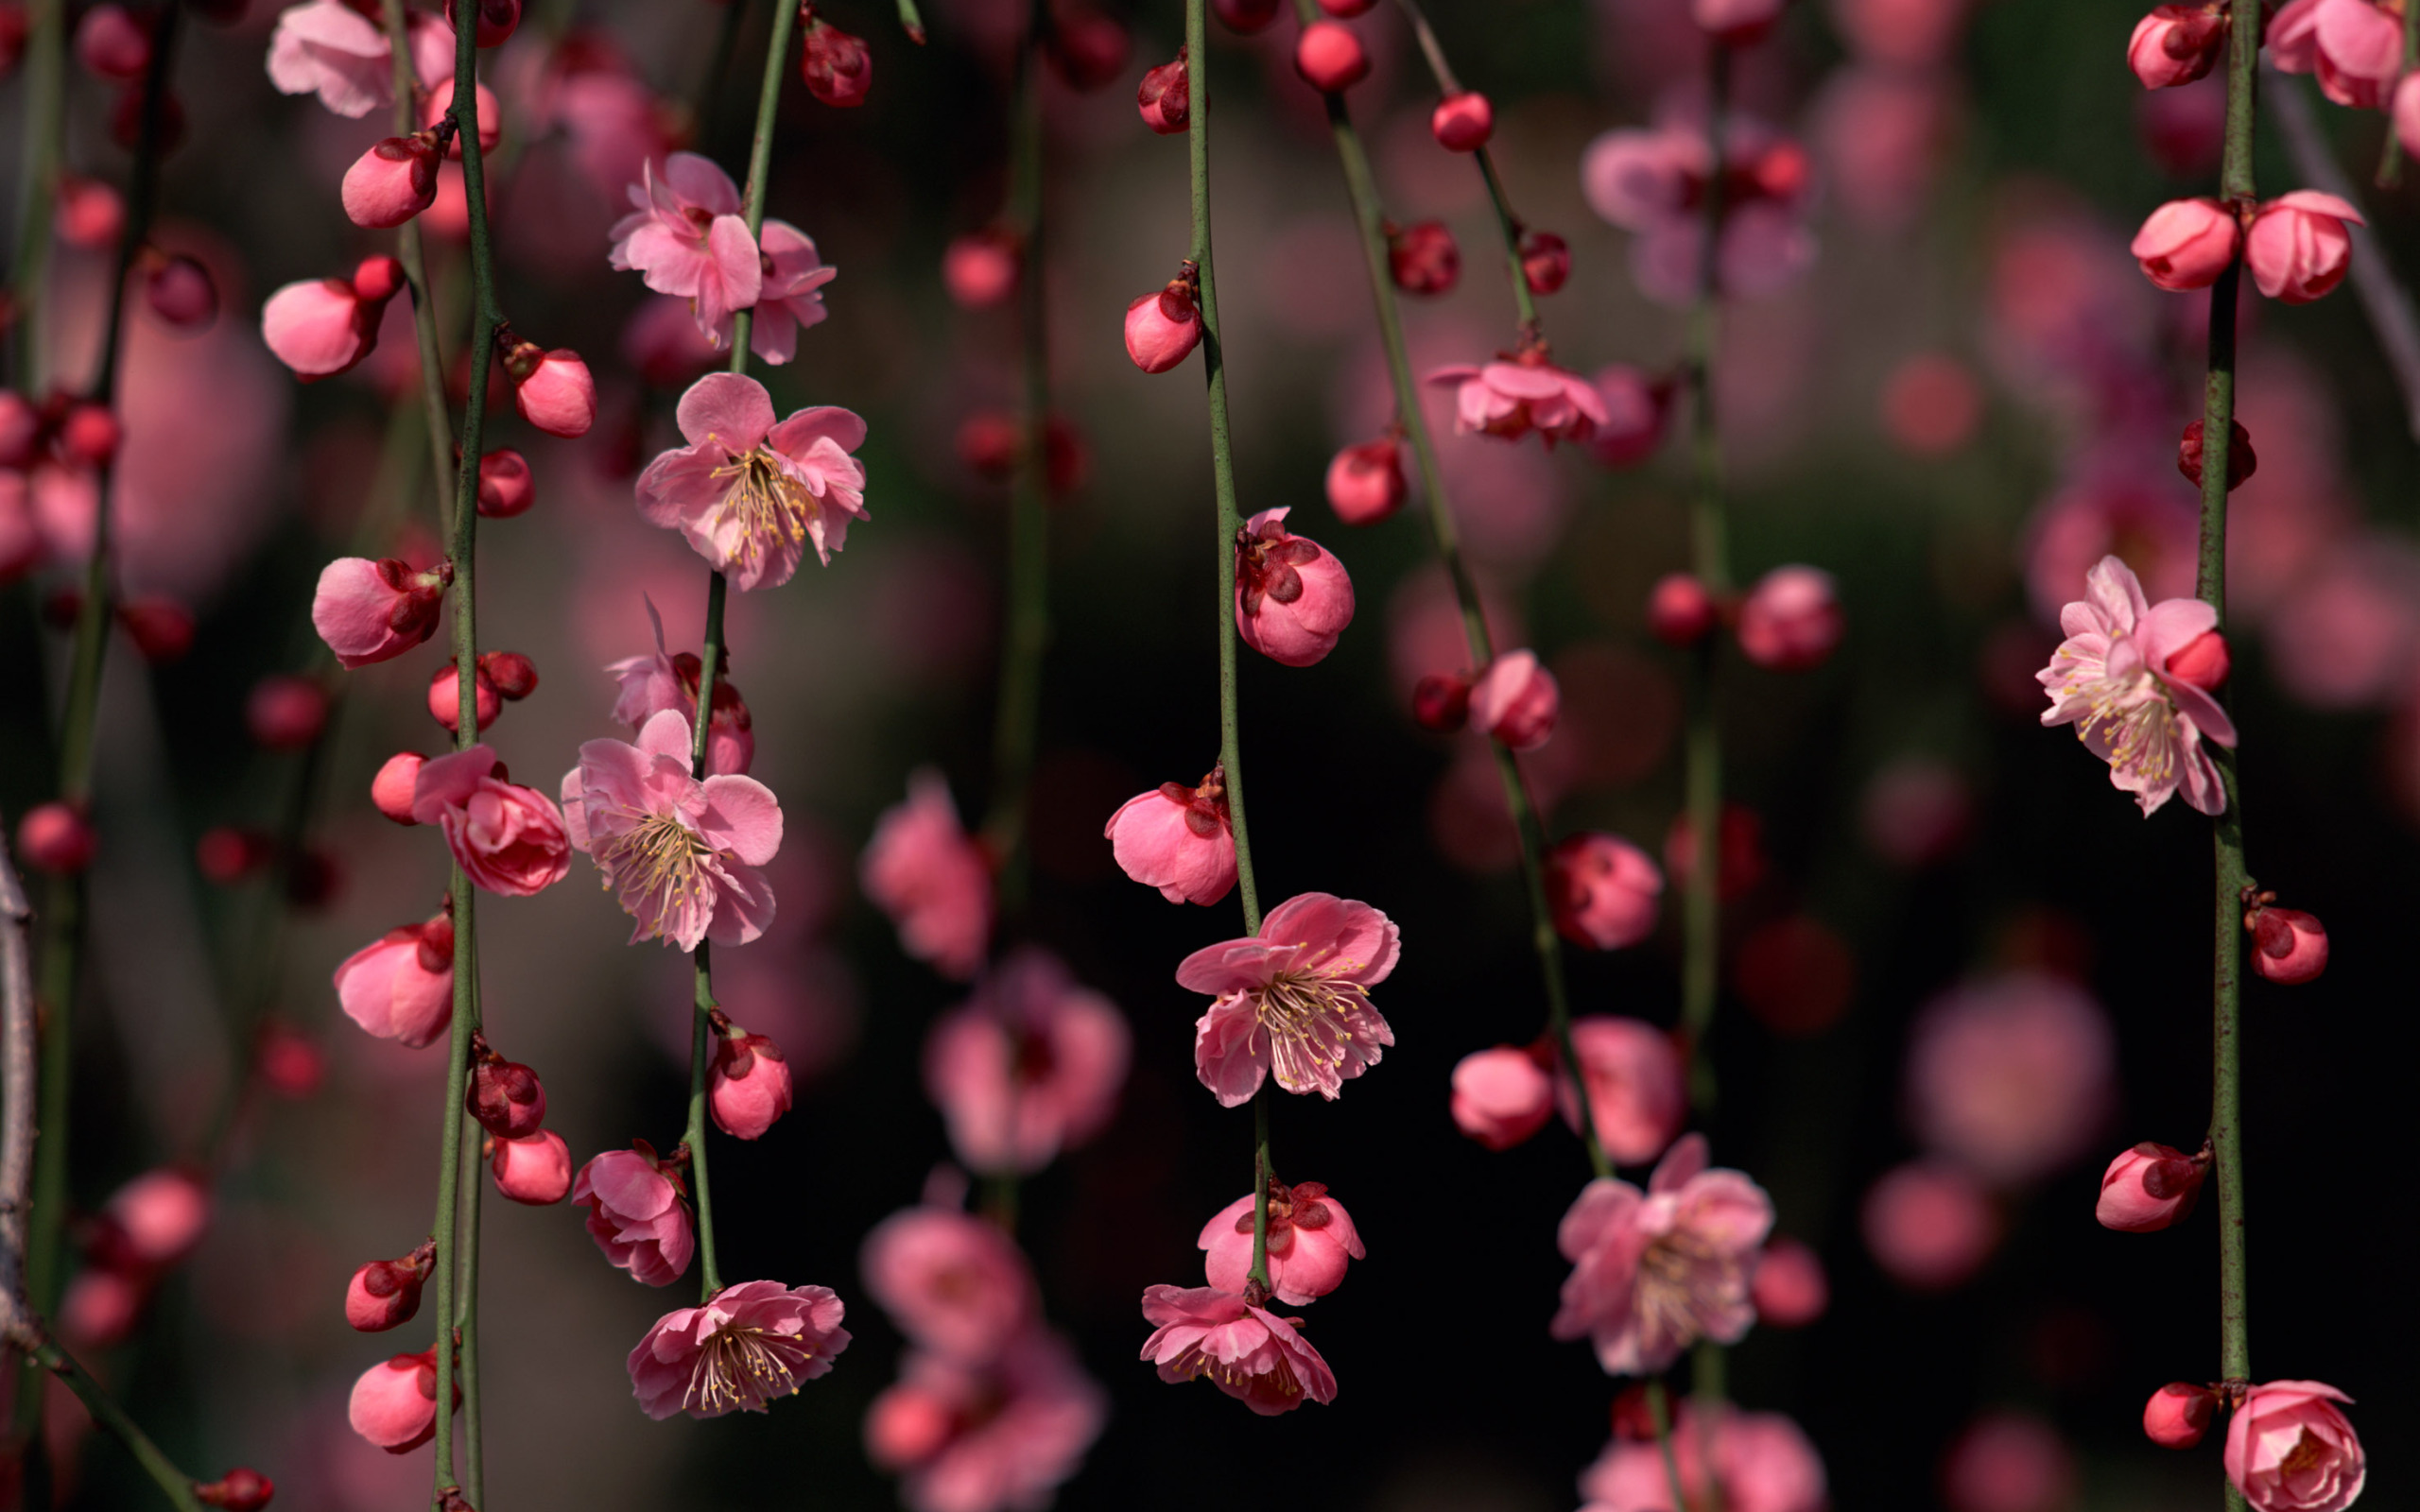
[1426,356,1611,447]
[1907,971,2115,1185]
[1180,892,1398,1107]
[628,1280,851,1419]
[562,708,781,949]
[1104,766,1236,905]
[923,948,1130,1175]
[332,912,454,1047]
[1581,1400,1827,1512]
[2039,554,2238,816]
[609,154,763,344]
[2271,0,2403,107]
[605,596,754,775]
[1559,1016,1687,1166]
[721,221,836,364]
[1581,115,1816,305]
[265,0,449,118]
[1137,1285,1337,1416]
[1551,1134,1773,1375]
[2225,1382,2365,1512]
[865,1329,1107,1512]
[860,1206,1036,1363]
[1199,1181,1363,1305]
[1451,1044,1556,1150]
[573,1143,695,1287]
[311,555,447,668]
[636,372,869,591]
[863,769,994,980]
[411,746,572,897]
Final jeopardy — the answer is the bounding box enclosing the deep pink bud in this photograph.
[1235,507,1355,665]
[246,674,329,750]
[345,1241,434,1332]
[499,340,596,438]
[1388,220,1460,295]
[942,229,1018,309]
[196,826,274,884]
[2131,198,2240,291]
[372,753,424,825]
[2127,4,2226,88]
[489,1130,572,1204]
[1648,572,1720,646]
[117,596,195,662]
[1468,649,1559,749]
[1046,9,1130,89]
[1293,20,1368,91]
[58,403,120,467]
[1,390,40,468]
[1737,565,1844,671]
[2095,1140,2207,1231]
[1125,284,1202,373]
[74,4,147,81]
[2164,628,2230,690]
[56,173,123,249]
[1138,51,1189,134]
[1410,671,1472,732]
[468,1036,547,1139]
[477,649,538,700]
[1106,770,1237,904]
[16,801,95,875]
[1325,438,1407,525]
[1520,230,1570,295]
[192,1468,275,1510]
[1544,832,1663,950]
[1431,91,1494,151]
[475,448,534,517]
[347,1348,446,1452]
[444,0,519,46]
[143,254,216,330]
[710,1021,795,1140]
[1450,1044,1554,1149]
[1751,1237,1830,1327]
[426,661,502,734]
[2250,906,2327,984]
[422,78,501,158]
[352,254,405,303]
[2177,417,2256,491]
[2245,191,2362,304]
[2144,1383,2218,1449]
[255,1020,326,1099]
[1212,0,1281,32]
[341,134,441,229]
[801,14,873,107]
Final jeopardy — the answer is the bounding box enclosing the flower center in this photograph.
[596,811,712,936]
[1255,971,1372,1092]
[2075,666,2181,783]
[1168,1332,1302,1401]
[2279,1428,2332,1479]
[710,448,818,572]
[1634,1228,1736,1356]
[686,1324,820,1416]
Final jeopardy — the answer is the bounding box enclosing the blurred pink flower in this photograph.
[1906,971,2114,1184]
[605,596,754,774]
[1586,364,1671,467]
[1750,1238,1828,1328]
[573,1143,695,1287]
[1546,833,1664,951]
[628,1280,851,1419]
[1862,1160,1998,1290]
[1181,891,1399,1106]
[2224,1382,2365,1512]
[1815,68,1959,230]
[1737,566,1844,672]
[1559,1016,1686,1167]
[923,948,1129,1175]
[1426,357,1611,447]
[1469,649,1560,749]
[865,1329,1107,1512]
[608,153,763,343]
[1199,1180,1364,1305]
[95,1167,210,1272]
[2024,473,2199,624]
[2265,534,2420,709]
[332,913,453,1047]
[1580,1400,1827,1512]
[562,708,781,948]
[1105,768,1237,906]
[635,371,868,591]
[860,1206,1035,1363]
[410,745,572,897]
[1235,507,1355,666]
[1552,1134,1773,1375]
[1581,116,1816,304]
[1137,1284,1337,1416]
[1861,755,1973,868]
[266,0,448,118]
[1451,1043,1556,1150]
[1942,1412,2076,1512]
[863,768,994,980]
[2270,0,2402,107]
[720,220,836,364]
[2039,554,2237,816]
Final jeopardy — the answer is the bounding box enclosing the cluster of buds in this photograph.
[2131,192,2364,304]
[1647,566,1846,673]
[425,648,540,734]
[1409,650,1561,750]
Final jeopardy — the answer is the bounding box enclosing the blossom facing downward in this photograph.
[1104,766,1236,905]
[2038,554,2238,816]
[628,1280,852,1420]
[862,768,994,980]
[1180,892,1399,1106]
[2271,0,2402,107]
[709,1019,793,1139]
[2245,192,2362,305]
[332,912,454,1047]
[2128,4,2227,88]
[1580,118,1817,304]
[1234,507,1355,666]
[573,1143,695,1286]
[2224,1383,2365,1512]
[1199,1181,1364,1305]
[266,0,448,118]
[1560,1016,1687,1166]
[1426,357,1611,447]
[923,948,1130,1175]
[562,708,781,950]
[731,221,838,364]
[347,1347,448,1452]
[605,595,754,775]
[1469,650,1560,749]
[636,371,869,591]
[411,746,572,897]
[608,153,763,343]
[1546,833,1664,951]
[2130,198,2240,291]
[1137,1284,1337,1416]
[261,256,406,380]
[1552,1134,1773,1376]
[311,556,448,669]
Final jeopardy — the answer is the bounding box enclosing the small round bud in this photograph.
[422,78,501,158]
[1737,565,1844,671]
[1647,572,1719,646]
[1293,20,1369,92]
[55,174,124,249]
[942,230,1018,309]
[503,345,596,438]
[1410,671,1472,733]
[477,649,539,700]
[372,753,424,825]
[468,1047,547,1139]
[1137,52,1189,134]
[58,403,121,467]
[255,1021,325,1098]
[1324,438,1407,525]
[475,448,534,517]
[117,595,194,661]
[1469,649,1560,750]
[345,1245,432,1332]
[246,673,329,750]
[800,15,873,106]
[2163,627,2230,690]
[2177,417,2256,490]
[2142,1383,2217,1449]
[342,135,441,229]
[1387,221,1459,295]
[427,662,503,734]
[195,826,275,885]
[2096,1141,2206,1231]
[74,4,147,82]
[351,254,406,304]
[1751,1237,1830,1327]
[143,254,218,330]
[1125,284,1202,373]
[1430,91,1493,152]
[16,801,95,875]
[2249,906,2326,985]
[1520,230,1570,295]
[709,1025,794,1140]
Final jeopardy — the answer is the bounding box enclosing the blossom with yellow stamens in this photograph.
[636,371,868,592]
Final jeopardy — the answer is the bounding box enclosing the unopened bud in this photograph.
[1520,230,1570,296]
[1647,572,1719,647]
[196,826,276,885]
[1211,0,1281,31]
[1737,565,1844,672]
[477,649,539,700]
[1046,9,1130,89]
[475,448,534,517]
[942,229,1018,309]
[497,337,595,438]
[351,254,406,305]
[709,1021,794,1140]
[341,133,441,230]
[246,673,330,750]
[143,253,217,330]
[2249,905,2326,985]
[468,1039,547,1139]
[2163,628,2229,690]
[345,1241,434,1332]
[427,661,503,733]
[117,595,195,661]
[422,79,501,158]
[58,403,120,467]
[490,1130,573,1205]
[2177,417,2256,490]
[2095,1140,2207,1231]
[2142,1382,2218,1449]
[1430,91,1493,151]
[1324,438,1406,525]
[1137,51,1189,134]
[800,11,873,107]
[16,801,95,875]
[193,1467,276,1510]
[1469,649,1560,750]
[1293,19,1369,91]
[372,752,424,825]
[1387,220,1459,296]
[444,0,520,46]
[1410,671,1472,733]
[1125,279,1202,373]
[75,4,148,81]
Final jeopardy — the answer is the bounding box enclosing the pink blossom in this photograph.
[1580,1401,1827,1512]
[1124,284,1202,372]
[628,1279,851,1419]
[1551,1134,1772,1374]
[865,1330,1107,1512]
[2127,4,2227,88]
[332,913,454,1048]
[420,78,501,156]
[1451,1043,1556,1150]
[608,154,764,343]
[489,1130,572,1204]
[1861,755,1973,867]
[2130,198,2240,292]
[1292,19,1369,91]
[1325,438,1408,525]
[1137,1284,1337,1416]
[340,133,441,230]
[476,447,535,518]
[310,555,449,670]
[1234,507,1355,666]
[605,597,754,775]
[1199,1181,1363,1305]
[347,1347,446,1452]
[261,258,406,380]
[573,1143,695,1286]
[1426,357,1611,447]
[923,948,1130,1175]
[1581,120,1817,304]
[1907,971,2114,1184]
[860,1206,1036,1363]
[95,1167,210,1272]
[1180,891,1398,1107]
[345,1245,432,1333]
[1469,649,1559,749]
[2038,554,2238,816]
[1750,1237,1828,1328]
[1648,573,1720,646]
[1737,566,1844,671]
[636,371,869,591]
[1431,91,1494,151]
[76,6,149,81]
[1587,365,1671,467]
[2144,1383,2219,1448]
[1862,1160,1998,1289]
[2225,1382,2365,1512]
[2096,1140,2206,1231]
[411,745,572,897]
[863,768,994,980]
[265,0,447,118]
[2251,904,2328,984]
[726,221,837,365]
[942,230,1018,309]
[710,1021,793,1139]
[2245,191,2362,305]
[501,343,596,438]
[562,708,781,949]
[1546,833,1663,951]
[2272,0,2403,105]
[1943,1413,2076,1512]
[1106,767,1236,904]
[1560,1016,1686,1166]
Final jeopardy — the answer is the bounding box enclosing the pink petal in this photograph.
[409,746,500,823]
[634,443,726,529]
[1258,892,1400,985]
[1193,995,1269,1107]
[699,774,783,865]
[2268,188,2367,225]
[674,371,777,454]
[1174,937,1285,995]
[661,150,744,215]
[636,708,695,762]
[703,214,765,318]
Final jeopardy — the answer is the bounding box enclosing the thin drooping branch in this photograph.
[1392,0,1539,335]
[381,0,459,515]
[6,0,66,391]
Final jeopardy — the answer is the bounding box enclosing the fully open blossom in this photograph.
[1907,971,2114,1184]
[606,597,754,774]
[2271,0,2403,106]
[266,0,448,117]
[863,768,994,979]
[861,1206,1036,1363]
[637,372,868,591]
[1426,357,1611,447]
[2039,554,2238,816]
[1200,1181,1363,1305]
[629,1280,852,1419]
[1452,1043,1556,1149]
[2245,192,2362,305]
[2225,1382,2365,1512]
[923,948,1130,1175]
[332,912,454,1047]
[1181,892,1398,1106]
[573,1143,695,1287]
[1559,1016,1687,1166]
[1552,1134,1773,1375]
[727,220,837,364]
[1235,507,1355,666]
[562,708,780,949]
[1546,833,1664,950]
[609,153,763,343]
[347,1347,449,1452]
[1137,1285,1337,1416]
[412,745,572,897]
[1581,1401,1827,1512]
[866,1330,1107,1512]
[1104,766,1236,904]
[1582,117,1816,304]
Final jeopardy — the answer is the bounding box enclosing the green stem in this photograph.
[687,942,726,1297]
[1392,0,1538,335]
[2379,0,2418,187]
[1246,1090,1271,1297]
[6,0,64,392]
[894,0,926,43]
[24,1340,207,1511]
[1692,1337,1727,1512]
[456,1121,484,1510]
[380,0,457,513]
[1644,1379,1691,1512]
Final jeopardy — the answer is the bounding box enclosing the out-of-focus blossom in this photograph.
[1942,1413,2077,1512]
[562,709,780,948]
[608,153,761,343]
[1694,0,1786,43]
[1582,116,1816,304]
[1325,437,1408,525]
[2024,475,2199,624]
[1750,1238,1828,1328]
[628,1280,851,1419]
[635,372,868,590]
[1105,767,1236,905]
[412,745,572,898]
[1182,891,1398,1106]
[2095,1140,2206,1230]
[1862,1160,1998,1290]
[2224,1382,2365,1512]
[2267,534,2420,708]
[1861,755,1973,868]
[1587,365,1670,466]
[863,768,994,980]
[420,77,500,156]
[1469,650,1559,749]
[1580,1400,1827,1512]
[1137,1285,1337,1415]
[800,12,873,106]
[866,1330,1106,1512]
[2271,0,2403,107]
[1293,19,1368,90]
[1552,1135,1772,1374]
[943,229,1018,309]
[1879,352,1983,456]
[1558,1017,1686,1168]
[573,1143,695,1286]
[265,0,447,118]
[2039,554,2237,816]
[333,913,454,1048]
[1200,1181,1363,1305]
[1648,573,1719,646]
[475,448,535,518]
[1235,507,1355,666]
[1545,833,1663,951]
[1451,1043,1556,1150]
[1907,971,2114,1185]
[1737,566,1843,671]
[1389,220,1460,295]
[924,948,1130,1175]
[1426,356,1611,447]
[861,1206,1036,1363]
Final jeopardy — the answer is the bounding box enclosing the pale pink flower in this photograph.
[923,948,1130,1175]
[1581,119,1817,304]
[265,0,447,118]
[1104,767,1236,905]
[1737,566,1844,671]
[718,220,836,365]
[310,555,446,668]
[1199,1180,1363,1305]
[411,745,572,897]
[604,596,753,774]
[1137,1284,1337,1416]
[1426,358,1611,447]
[1546,833,1664,951]
[2038,553,2238,816]
[1907,971,2114,1185]
[261,257,406,380]
[2095,1140,2206,1231]
[2225,1382,2365,1512]
[347,1347,446,1452]
[865,1329,1107,1512]
[332,913,454,1048]
[628,1280,852,1419]
[573,1143,695,1287]
[1180,891,1398,1107]
[860,1206,1036,1363]
[862,768,994,980]
[1943,1413,2076,1512]
[636,371,869,591]
[2245,191,2362,305]
[1451,1044,1556,1150]
[562,708,781,949]
[1587,365,1671,467]
[1580,1401,1827,1512]
[1862,1160,1998,1289]
[1234,507,1355,666]
[1560,1016,1686,1166]
[608,153,764,343]
[1550,1134,1772,1375]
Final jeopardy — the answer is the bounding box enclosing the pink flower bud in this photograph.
[372,753,424,825]
[1124,284,1202,373]
[2178,416,2256,491]
[490,1129,573,1205]
[142,253,216,330]
[2164,627,2230,690]
[422,78,501,158]
[2250,905,2327,984]
[56,173,123,249]
[1411,671,1472,732]
[1431,91,1494,151]
[468,1039,547,1139]
[1751,1236,1829,1327]
[60,1268,143,1349]
[426,660,502,734]
[1862,1160,1999,1290]
[345,1242,433,1332]
[98,1165,211,1270]
[801,14,873,107]
[2224,1382,2364,1512]
[113,595,191,662]
[1046,9,1130,88]
[2096,1140,2207,1230]
[475,447,534,517]
[499,341,596,438]
[573,1143,696,1284]
[256,1020,325,1098]
[1450,1044,1554,1149]
[942,229,1018,309]
[245,674,328,751]
[1521,230,1570,295]
[351,253,405,303]
[867,1384,956,1466]
[2245,190,2362,304]
[1138,51,1189,134]
[195,827,273,884]
[1107,769,1237,905]
[1469,649,1559,749]
[1647,572,1720,646]
[2131,197,2241,291]
[711,1023,795,1139]
[1293,20,1369,91]
[2127,4,2226,87]
[1213,0,1281,32]
[347,1348,444,1452]
[193,1468,276,1510]
[2143,1383,2218,1449]
[335,914,454,1047]
[444,0,520,46]
[1200,1180,1363,1304]
[313,556,445,668]
[1235,507,1354,665]
[74,4,147,82]
[1545,832,1663,949]
[1324,438,1406,525]
[1388,220,1460,295]
[261,260,404,380]
[1737,565,1844,671]
[16,801,95,875]
[341,134,441,229]
[57,403,118,466]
